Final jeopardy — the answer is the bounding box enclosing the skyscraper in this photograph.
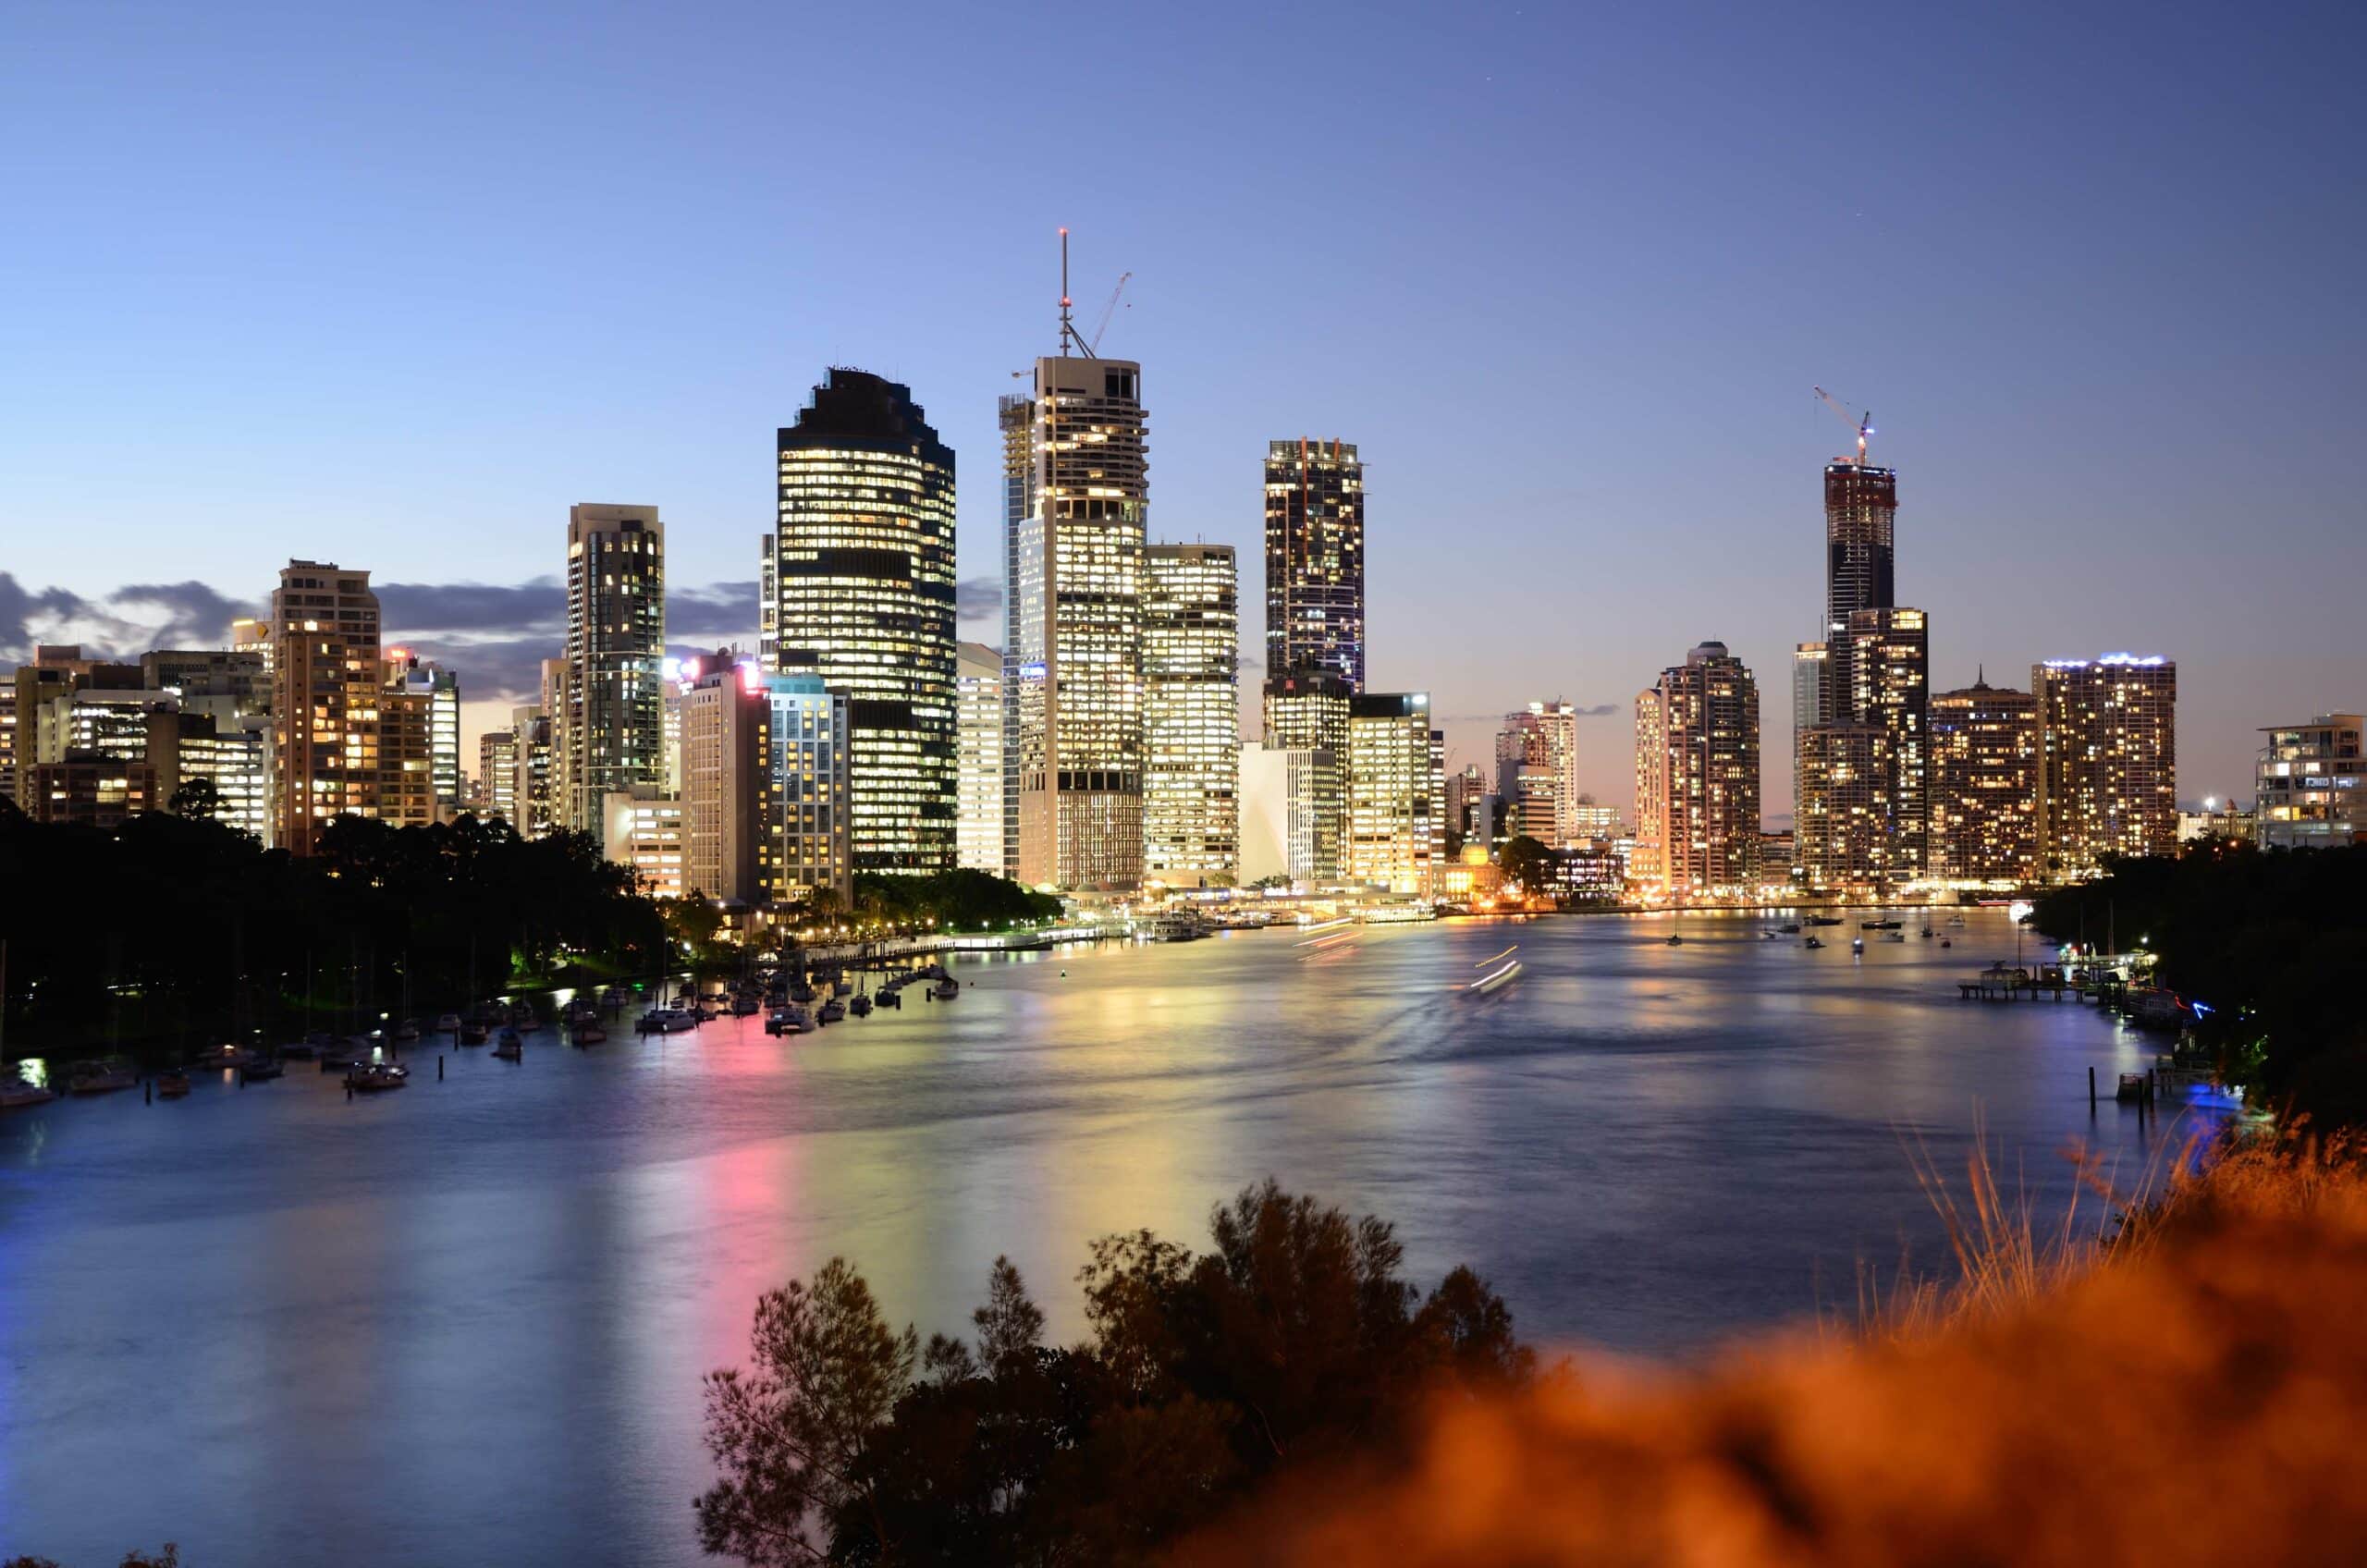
[1930,676,2040,883]
[1009,351,1148,890]
[264,560,382,854]
[759,671,853,910]
[954,642,1007,876]
[681,660,768,907]
[1637,642,1760,900]
[1495,701,1579,848]
[1144,544,1240,886]
[2034,655,2177,875]
[1239,744,1340,888]
[1799,606,1929,889]
[1631,686,1669,890]
[1263,438,1365,691]
[1821,461,1896,718]
[563,503,666,844]
[384,651,460,817]
[1343,692,1441,894]
[770,368,957,876]
[1791,641,1828,825]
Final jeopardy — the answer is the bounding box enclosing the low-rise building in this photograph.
[603,786,687,900]
[2256,714,2362,851]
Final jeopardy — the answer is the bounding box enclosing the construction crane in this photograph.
[1812,386,1874,466]
[1088,271,1133,354]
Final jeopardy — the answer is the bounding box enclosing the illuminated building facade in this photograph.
[1240,744,1339,886]
[1637,643,1760,900]
[681,663,768,907]
[1263,438,1364,691]
[955,642,1007,876]
[1144,544,1240,885]
[265,560,382,854]
[1799,605,1929,890]
[2256,713,2361,851]
[26,753,162,827]
[760,671,853,909]
[1930,677,2040,883]
[478,729,519,825]
[563,503,665,843]
[1443,762,1487,853]
[1495,701,1579,847]
[384,651,460,816]
[142,649,267,717]
[1343,692,1441,894]
[2033,655,2178,875]
[603,786,686,900]
[0,683,15,806]
[1010,353,1147,889]
[771,369,957,876]
[1821,462,1896,717]
[1791,641,1827,827]
[510,704,556,837]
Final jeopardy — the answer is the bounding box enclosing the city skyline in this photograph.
[4,4,2361,815]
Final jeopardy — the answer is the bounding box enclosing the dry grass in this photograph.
[1177,1126,2367,1567]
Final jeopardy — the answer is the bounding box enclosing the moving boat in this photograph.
[1804,936,1826,949]
[1140,911,1208,942]
[156,1071,192,1099]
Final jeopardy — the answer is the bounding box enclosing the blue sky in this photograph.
[4,0,2361,812]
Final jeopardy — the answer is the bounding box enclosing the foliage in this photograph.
[1495,834,1552,893]
[2032,846,2367,1121]
[698,1182,1534,1565]
[852,870,1061,932]
[0,807,665,1056]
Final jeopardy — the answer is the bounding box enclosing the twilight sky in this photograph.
[4,0,2361,818]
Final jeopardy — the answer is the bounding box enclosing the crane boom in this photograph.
[1089,272,1133,355]
[1812,386,1874,466]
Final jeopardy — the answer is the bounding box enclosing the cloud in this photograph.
[0,573,95,662]
[112,582,257,649]
[1573,703,1620,717]
[378,577,566,632]
[957,577,1004,621]
[669,581,760,637]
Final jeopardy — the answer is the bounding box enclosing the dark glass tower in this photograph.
[1821,461,1896,721]
[770,369,958,876]
[1263,439,1365,692]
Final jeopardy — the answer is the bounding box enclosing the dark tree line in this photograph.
[0,797,666,1055]
[852,869,1063,932]
[697,1181,1536,1565]
[2033,844,2367,1122]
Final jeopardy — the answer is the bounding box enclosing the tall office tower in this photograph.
[169,711,269,839]
[680,662,769,906]
[538,656,571,832]
[1239,744,1340,886]
[1821,461,1896,719]
[954,642,1008,876]
[1815,606,1930,888]
[264,561,382,853]
[1343,692,1441,894]
[1638,643,1761,900]
[1495,701,1580,847]
[2257,714,2364,850]
[2032,655,2178,876]
[998,393,1033,883]
[384,651,460,815]
[511,704,556,837]
[1263,438,1365,691]
[1930,676,2040,883]
[1631,687,1669,889]
[1262,668,1351,758]
[564,503,666,842]
[1144,544,1240,886]
[478,729,520,824]
[771,369,958,876]
[1009,349,1149,890]
[760,671,854,909]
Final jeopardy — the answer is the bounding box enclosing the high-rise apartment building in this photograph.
[1343,692,1441,894]
[384,651,460,816]
[1798,606,1929,890]
[1009,351,1148,890]
[2033,655,2178,876]
[2256,714,2361,851]
[375,684,436,828]
[510,704,556,837]
[1263,438,1365,691]
[770,369,957,876]
[1930,677,2040,884]
[1791,642,1828,824]
[1637,642,1760,900]
[1144,544,1240,886]
[954,642,1008,876]
[563,503,665,842]
[759,671,853,910]
[264,560,382,853]
[1495,701,1580,848]
[478,729,520,825]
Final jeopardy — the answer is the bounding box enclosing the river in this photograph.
[0,911,2220,1566]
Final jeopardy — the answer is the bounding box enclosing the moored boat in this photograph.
[67,1061,137,1096]
[156,1071,192,1099]
[848,993,872,1018]
[347,1061,409,1092]
[240,1057,286,1082]
[3,1077,59,1109]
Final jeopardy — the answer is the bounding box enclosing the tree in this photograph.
[166,777,224,820]
[698,1258,919,1566]
[1496,834,1553,893]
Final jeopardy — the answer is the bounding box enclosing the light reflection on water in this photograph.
[0,912,2220,1566]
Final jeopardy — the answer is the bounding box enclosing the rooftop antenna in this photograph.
[1057,227,1096,358]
